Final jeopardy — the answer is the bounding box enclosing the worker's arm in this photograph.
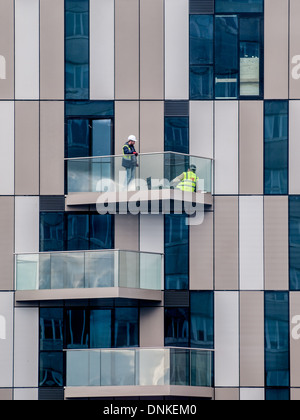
[171,173,184,184]
[123,145,134,155]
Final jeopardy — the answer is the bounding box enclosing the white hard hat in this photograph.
[128,135,138,142]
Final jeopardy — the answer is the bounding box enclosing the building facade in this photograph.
[0,0,300,400]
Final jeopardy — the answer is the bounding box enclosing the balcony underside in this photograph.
[66,189,213,211]
[64,385,214,400]
[15,287,163,303]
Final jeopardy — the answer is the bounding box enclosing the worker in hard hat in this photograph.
[172,164,200,192]
[122,135,139,187]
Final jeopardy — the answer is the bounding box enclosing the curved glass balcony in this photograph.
[65,347,214,399]
[15,250,163,302]
[65,152,213,209]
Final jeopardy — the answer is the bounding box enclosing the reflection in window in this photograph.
[289,197,300,290]
[66,309,89,349]
[189,15,214,100]
[265,292,289,387]
[215,0,263,13]
[40,213,64,252]
[65,0,89,99]
[190,292,214,349]
[165,215,189,290]
[165,308,189,347]
[165,117,189,154]
[264,102,288,195]
[39,352,64,388]
[114,308,139,348]
[215,16,239,99]
[90,309,112,348]
[265,388,290,401]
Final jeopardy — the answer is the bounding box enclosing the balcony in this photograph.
[65,348,214,399]
[15,250,163,302]
[65,152,213,213]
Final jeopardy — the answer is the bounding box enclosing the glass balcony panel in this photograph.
[100,349,136,386]
[50,253,85,289]
[138,349,169,386]
[191,350,212,387]
[16,254,39,291]
[140,253,162,290]
[85,251,115,288]
[170,348,190,386]
[119,251,139,289]
[66,350,90,387]
[66,153,212,194]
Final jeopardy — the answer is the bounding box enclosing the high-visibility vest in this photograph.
[123,144,133,161]
[176,172,199,192]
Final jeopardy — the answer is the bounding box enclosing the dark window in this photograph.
[165,214,189,290]
[289,197,300,290]
[265,292,290,387]
[67,214,89,251]
[215,0,263,13]
[65,0,89,99]
[165,308,190,347]
[190,292,214,349]
[265,388,290,401]
[39,352,64,388]
[66,309,89,349]
[40,213,64,252]
[90,309,112,348]
[264,101,288,195]
[165,117,189,154]
[114,308,139,348]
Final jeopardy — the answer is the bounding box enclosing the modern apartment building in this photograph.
[0,0,300,401]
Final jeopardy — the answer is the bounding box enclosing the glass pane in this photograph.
[92,120,113,156]
[191,350,212,387]
[170,349,190,386]
[90,310,112,348]
[215,16,238,99]
[140,253,162,291]
[190,15,213,65]
[66,309,89,349]
[50,253,85,289]
[85,251,115,288]
[89,214,114,250]
[266,388,290,401]
[101,350,136,386]
[138,349,168,386]
[40,308,64,351]
[65,0,89,99]
[289,197,300,290]
[190,66,214,100]
[264,101,288,195]
[40,352,64,387]
[67,159,91,193]
[119,252,139,289]
[39,254,51,290]
[114,308,139,348]
[66,119,90,158]
[165,117,189,154]
[165,308,189,347]
[190,292,214,349]
[265,292,289,387]
[215,0,263,13]
[16,255,39,291]
[67,214,89,251]
[165,214,189,290]
[40,212,64,252]
[66,350,89,387]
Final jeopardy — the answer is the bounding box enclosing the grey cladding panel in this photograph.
[164,291,190,307]
[40,196,65,212]
[190,0,214,14]
[165,101,189,117]
[38,388,64,401]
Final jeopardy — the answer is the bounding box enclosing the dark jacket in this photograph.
[122,142,138,168]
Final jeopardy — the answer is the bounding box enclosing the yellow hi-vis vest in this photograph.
[176,172,199,193]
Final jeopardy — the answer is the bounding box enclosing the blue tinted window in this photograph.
[66,309,89,349]
[190,16,213,65]
[165,308,189,347]
[90,214,114,250]
[65,0,89,99]
[216,0,263,13]
[40,213,64,252]
[67,214,89,251]
[190,292,214,349]
[40,308,64,351]
[215,16,239,98]
[165,117,189,154]
[266,388,290,401]
[289,197,300,290]
[39,352,64,387]
[264,102,288,195]
[265,292,289,387]
[90,309,112,348]
[114,308,139,348]
[165,215,189,290]
[65,101,114,117]
[190,66,214,100]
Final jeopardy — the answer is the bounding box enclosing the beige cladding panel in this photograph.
[215,196,239,291]
[115,0,139,99]
[0,197,14,291]
[239,101,263,195]
[15,102,40,196]
[290,0,300,99]
[40,0,64,100]
[115,215,139,252]
[115,101,140,154]
[140,101,164,153]
[40,101,64,195]
[140,0,164,100]
[264,0,289,99]
[140,307,164,348]
[0,0,14,99]
[215,388,240,401]
[240,292,265,388]
[190,211,213,290]
[290,293,300,387]
[264,196,289,290]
